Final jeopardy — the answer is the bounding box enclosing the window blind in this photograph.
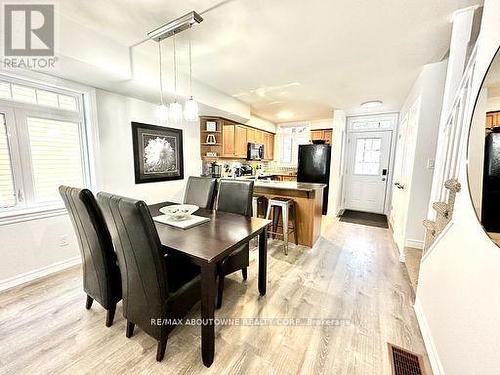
[27,117,84,203]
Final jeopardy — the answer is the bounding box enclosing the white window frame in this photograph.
[0,72,98,225]
[278,124,310,166]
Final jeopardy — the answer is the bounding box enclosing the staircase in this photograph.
[423,178,461,254]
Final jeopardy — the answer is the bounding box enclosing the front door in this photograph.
[344,131,392,214]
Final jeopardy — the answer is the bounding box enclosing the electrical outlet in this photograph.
[427,159,435,169]
[59,235,69,247]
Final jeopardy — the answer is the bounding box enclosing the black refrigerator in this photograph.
[482,131,500,232]
[297,143,331,215]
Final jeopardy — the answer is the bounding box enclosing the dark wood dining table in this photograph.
[148,202,271,367]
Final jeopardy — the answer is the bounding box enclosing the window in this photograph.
[279,125,310,165]
[0,75,90,217]
[354,138,382,175]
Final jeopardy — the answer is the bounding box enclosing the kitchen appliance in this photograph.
[297,144,331,215]
[240,164,253,176]
[482,130,500,231]
[247,143,264,161]
[209,162,221,178]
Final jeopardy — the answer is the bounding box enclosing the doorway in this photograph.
[344,130,393,214]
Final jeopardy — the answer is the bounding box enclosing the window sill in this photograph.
[0,205,67,226]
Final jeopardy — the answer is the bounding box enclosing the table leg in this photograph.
[258,227,268,296]
[200,262,216,367]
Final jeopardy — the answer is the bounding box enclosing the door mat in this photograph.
[339,210,388,228]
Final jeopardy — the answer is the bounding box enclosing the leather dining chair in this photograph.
[183,176,217,209]
[215,179,254,308]
[59,186,122,327]
[96,192,201,362]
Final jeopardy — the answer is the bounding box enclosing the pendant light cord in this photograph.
[173,34,177,100]
[189,27,193,97]
[158,41,164,106]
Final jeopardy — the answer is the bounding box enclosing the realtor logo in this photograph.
[4,4,54,56]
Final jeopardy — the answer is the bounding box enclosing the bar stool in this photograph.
[265,197,298,255]
[252,195,268,218]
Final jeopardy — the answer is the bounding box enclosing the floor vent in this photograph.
[388,343,426,375]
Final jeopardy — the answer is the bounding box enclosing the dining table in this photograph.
[148,202,271,367]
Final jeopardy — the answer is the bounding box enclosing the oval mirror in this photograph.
[468,47,500,246]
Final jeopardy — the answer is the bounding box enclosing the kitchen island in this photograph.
[251,180,326,247]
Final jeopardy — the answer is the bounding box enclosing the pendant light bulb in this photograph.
[169,100,183,123]
[184,96,198,121]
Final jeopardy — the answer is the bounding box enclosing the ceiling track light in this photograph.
[148,11,203,42]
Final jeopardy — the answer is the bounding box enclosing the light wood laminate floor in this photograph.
[0,217,429,374]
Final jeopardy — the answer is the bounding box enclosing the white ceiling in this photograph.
[59,0,482,122]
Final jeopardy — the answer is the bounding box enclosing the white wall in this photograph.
[95,89,201,204]
[328,110,346,215]
[405,61,448,246]
[416,1,500,374]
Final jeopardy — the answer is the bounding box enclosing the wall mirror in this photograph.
[468,46,500,246]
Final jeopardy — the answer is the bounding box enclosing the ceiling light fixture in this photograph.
[149,11,203,125]
[360,100,383,109]
[277,111,294,120]
[184,27,199,121]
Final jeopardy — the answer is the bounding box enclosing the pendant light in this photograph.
[184,27,199,121]
[169,34,183,124]
[156,40,169,124]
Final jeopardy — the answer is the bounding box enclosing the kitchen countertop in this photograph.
[249,179,326,192]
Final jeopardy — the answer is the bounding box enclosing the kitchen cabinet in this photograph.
[310,129,333,144]
[222,121,235,157]
[486,111,500,129]
[263,132,274,160]
[247,128,255,143]
[255,130,264,145]
[204,116,275,160]
[235,125,248,158]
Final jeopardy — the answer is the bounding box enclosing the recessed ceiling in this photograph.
[59,0,482,122]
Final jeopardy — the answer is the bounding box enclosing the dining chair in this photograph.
[183,176,217,209]
[215,179,254,308]
[96,192,201,362]
[59,186,122,327]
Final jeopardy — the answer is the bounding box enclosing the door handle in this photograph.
[394,182,404,189]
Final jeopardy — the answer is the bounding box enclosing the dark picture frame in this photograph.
[132,122,184,184]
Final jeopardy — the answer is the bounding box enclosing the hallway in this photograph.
[0,218,428,374]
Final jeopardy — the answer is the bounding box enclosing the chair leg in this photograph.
[156,337,168,362]
[85,295,93,310]
[126,321,135,338]
[272,207,281,239]
[241,267,248,281]
[216,274,225,309]
[106,304,116,327]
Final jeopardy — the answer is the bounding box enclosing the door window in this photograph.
[354,138,381,175]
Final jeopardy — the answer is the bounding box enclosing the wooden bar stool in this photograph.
[265,197,298,255]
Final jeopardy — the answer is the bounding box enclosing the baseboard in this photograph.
[0,256,81,292]
[414,297,445,375]
[405,238,424,249]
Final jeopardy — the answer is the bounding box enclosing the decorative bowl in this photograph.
[159,204,199,221]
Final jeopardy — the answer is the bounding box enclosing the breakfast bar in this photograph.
[252,180,326,247]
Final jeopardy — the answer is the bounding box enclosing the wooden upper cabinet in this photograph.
[323,129,332,144]
[222,122,235,157]
[234,125,248,158]
[255,130,264,145]
[310,129,333,144]
[247,128,255,144]
[486,111,500,129]
[263,132,275,160]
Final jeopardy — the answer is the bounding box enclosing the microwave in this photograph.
[247,143,264,160]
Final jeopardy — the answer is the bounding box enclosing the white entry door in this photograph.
[344,131,392,214]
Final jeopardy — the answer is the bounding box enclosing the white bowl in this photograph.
[159,204,199,221]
